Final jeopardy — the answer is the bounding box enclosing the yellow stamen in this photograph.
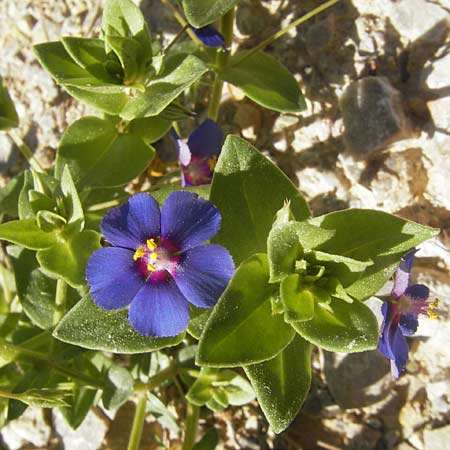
[430,298,439,309]
[427,310,438,319]
[149,252,158,262]
[147,238,157,251]
[147,262,156,272]
[133,247,145,261]
[208,155,218,171]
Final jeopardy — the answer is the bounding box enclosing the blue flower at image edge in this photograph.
[172,119,223,187]
[190,25,225,47]
[86,192,235,337]
[378,249,438,378]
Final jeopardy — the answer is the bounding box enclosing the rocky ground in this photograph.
[0,0,449,449]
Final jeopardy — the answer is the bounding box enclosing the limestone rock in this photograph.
[424,425,450,450]
[340,77,412,157]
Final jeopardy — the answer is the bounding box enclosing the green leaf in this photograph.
[222,51,306,113]
[0,219,58,249]
[36,210,67,232]
[18,171,34,220]
[292,298,379,352]
[56,116,155,189]
[197,254,295,367]
[10,248,57,329]
[33,42,128,114]
[102,364,134,410]
[102,0,152,61]
[182,0,239,27]
[128,116,171,143]
[309,209,439,299]
[210,136,310,265]
[58,166,85,233]
[61,37,117,83]
[0,75,19,130]
[192,428,219,450]
[120,54,208,120]
[187,305,212,339]
[244,335,312,434]
[37,230,100,288]
[59,386,97,429]
[0,173,24,217]
[17,388,71,408]
[267,221,334,283]
[280,274,315,322]
[53,294,184,353]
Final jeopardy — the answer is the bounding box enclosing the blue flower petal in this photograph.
[161,191,221,251]
[101,193,161,249]
[399,313,418,336]
[378,302,409,378]
[191,25,225,47]
[405,283,430,301]
[187,120,223,159]
[128,278,190,337]
[86,247,144,310]
[391,248,417,298]
[173,244,234,308]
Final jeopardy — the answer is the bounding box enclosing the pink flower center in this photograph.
[133,238,181,281]
[397,295,439,319]
[182,155,217,185]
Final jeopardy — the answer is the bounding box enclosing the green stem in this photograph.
[7,130,46,173]
[164,24,189,53]
[54,279,67,325]
[126,395,147,450]
[207,7,235,121]
[182,403,200,450]
[134,361,178,392]
[230,0,341,67]
[160,0,203,46]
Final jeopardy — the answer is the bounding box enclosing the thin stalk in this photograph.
[164,24,189,53]
[7,130,46,173]
[160,0,203,46]
[181,403,200,450]
[54,279,67,324]
[134,361,178,392]
[207,7,235,121]
[230,0,341,67]
[126,394,148,450]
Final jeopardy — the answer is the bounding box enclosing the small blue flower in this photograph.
[378,249,438,378]
[190,25,225,47]
[86,192,234,337]
[172,120,223,187]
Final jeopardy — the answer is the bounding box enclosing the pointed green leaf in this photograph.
[128,116,171,143]
[120,54,208,120]
[0,219,58,249]
[292,298,379,352]
[102,364,134,410]
[59,386,97,429]
[210,136,310,265]
[59,166,85,232]
[37,230,100,287]
[280,274,315,322]
[245,335,312,434]
[33,41,128,114]
[222,51,306,113]
[53,294,184,353]
[197,254,295,367]
[56,116,155,189]
[181,0,239,27]
[309,209,439,299]
[0,75,19,130]
[268,221,334,283]
[18,171,34,220]
[36,210,67,232]
[0,173,24,217]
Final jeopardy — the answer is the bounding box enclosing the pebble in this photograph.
[423,425,450,450]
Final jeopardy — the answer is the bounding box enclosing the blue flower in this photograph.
[172,120,223,187]
[190,25,225,47]
[86,192,235,337]
[378,249,438,378]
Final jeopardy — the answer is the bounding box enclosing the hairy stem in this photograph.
[126,395,148,450]
[54,279,67,325]
[181,403,200,450]
[207,7,235,121]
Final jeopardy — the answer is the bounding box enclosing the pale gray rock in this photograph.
[53,409,108,450]
[424,425,450,450]
[340,77,412,157]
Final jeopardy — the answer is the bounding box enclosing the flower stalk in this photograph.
[126,394,148,450]
[181,403,200,450]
